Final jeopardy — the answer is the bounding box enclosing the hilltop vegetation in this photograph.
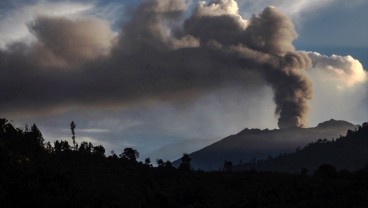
[2,118,368,207]
[235,122,368,173]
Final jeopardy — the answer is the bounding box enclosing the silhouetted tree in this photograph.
[179,153,191,171]
[346,129,353,136]
[31,124,44,146]
[0,118,7,133]
[79,141,93,153]
[144,157,152,166]
[1,119,16,135]
[314,164,337,178]
[70,121,77,150]
[119,147,139,161]
[45,141,54,153]
[93,145,105,157]
[164,160,173,168]
[54,140,61,153]
[223,160,233,173]
[300,168,308,176]
[156,159,164,167]
[54,140,71,153]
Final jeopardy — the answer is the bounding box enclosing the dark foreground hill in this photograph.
[175,119,356,170]
[234,122,368,173]
[2,118,368,207]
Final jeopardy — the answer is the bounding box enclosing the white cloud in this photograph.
[307,52,367,88]
[195,0,248,28]
[306,51,368,126]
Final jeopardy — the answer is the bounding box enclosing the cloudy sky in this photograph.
[1,0,367,161]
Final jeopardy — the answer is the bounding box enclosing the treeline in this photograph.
[2,118,368,207]
[0,119,176,166]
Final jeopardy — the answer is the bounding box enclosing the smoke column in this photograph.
[246,7,313,128]
[0,0,313,129]
[182,1,312,128]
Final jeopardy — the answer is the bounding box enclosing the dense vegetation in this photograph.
[2,118,368,207]
[236,122,368,173]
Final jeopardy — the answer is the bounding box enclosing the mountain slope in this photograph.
[234,122,368,173]
[175,119,357,170]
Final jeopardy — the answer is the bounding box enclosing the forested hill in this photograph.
[234,122,368,173]
[2,118,368,207]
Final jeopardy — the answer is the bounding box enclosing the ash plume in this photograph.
[0,0,313,129]
[247,7,313,128]
[182,2,312,128]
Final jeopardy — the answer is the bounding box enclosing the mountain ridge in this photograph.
[234,121,368,173]
[174,119,357,170]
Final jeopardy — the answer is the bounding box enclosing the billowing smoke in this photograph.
[180,1,313,128]
[29,16,115,67]
[0,0,338,129]
[239,6,312,128]
[116,0,312,129]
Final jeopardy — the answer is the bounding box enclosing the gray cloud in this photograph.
[28,16,114,67]
[1,0,313,129]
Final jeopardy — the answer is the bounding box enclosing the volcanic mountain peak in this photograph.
[176,119,357,170]
[316,119,355,129]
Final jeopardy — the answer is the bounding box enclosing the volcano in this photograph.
[174,119,357,170]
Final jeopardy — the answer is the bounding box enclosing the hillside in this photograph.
[234,122,368,173]
[175,119,357,170]
[3,118,368,207]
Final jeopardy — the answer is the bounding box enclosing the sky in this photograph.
[0,0,367,161]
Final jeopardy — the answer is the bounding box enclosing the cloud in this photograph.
[306,52,368,126]
[1,0,366,132]
[2,0,367,162]
[193,0,247,28]
[29,16,115,67]
[0,1,94,48]
[0,0,313,130]
[307,52,367,87]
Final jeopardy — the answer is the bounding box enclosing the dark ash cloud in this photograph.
[0,0,312,129]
